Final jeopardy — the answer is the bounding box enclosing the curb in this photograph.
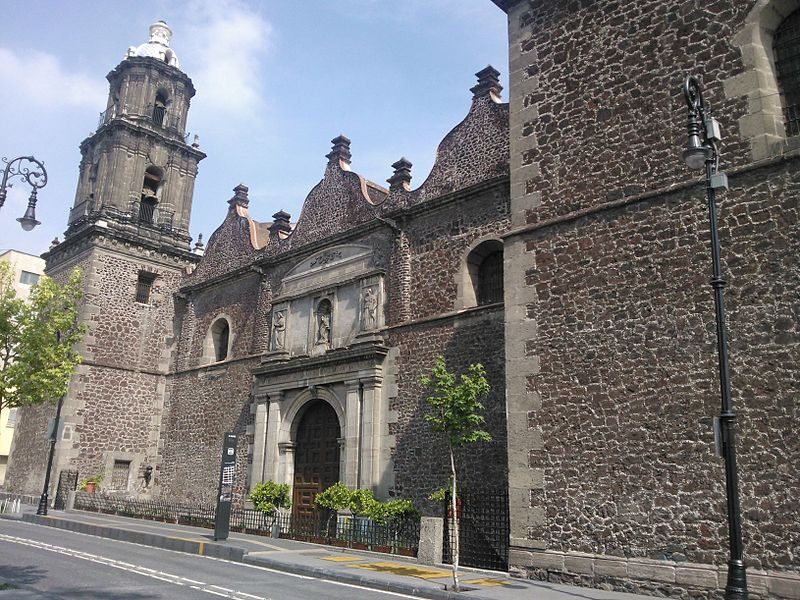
[243,554,493,600]
[17,513,497,600]
[21,513,245,561]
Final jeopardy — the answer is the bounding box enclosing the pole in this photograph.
[704,160,747,600]
[37,393,65,516]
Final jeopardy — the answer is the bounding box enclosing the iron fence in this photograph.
[0,491,39,506]
[54,470,78,510]
[443,488,509,571]
[71,493,420,556]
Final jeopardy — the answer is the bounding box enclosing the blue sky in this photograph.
[0,1,508,256]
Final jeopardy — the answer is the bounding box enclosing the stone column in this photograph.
[277,442,296,488]
[249,395,269,487]
[359,376,384,494]
[264,394,282,483]
[343,379,361,488]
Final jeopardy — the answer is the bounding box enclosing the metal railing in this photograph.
[71,493,420,555]
[443,488,509,571]
[784,103,800,137]
[0,491,40,506]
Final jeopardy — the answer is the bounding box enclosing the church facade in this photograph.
[7,3,800,597]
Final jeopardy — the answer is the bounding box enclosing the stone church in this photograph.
[8,2,800,597]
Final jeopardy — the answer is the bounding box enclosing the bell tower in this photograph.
[27,22,205,498]
[67,20,204,249]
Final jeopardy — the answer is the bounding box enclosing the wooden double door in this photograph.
[292,400,341,519]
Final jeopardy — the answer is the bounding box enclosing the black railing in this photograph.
[784,103,800,137]
[129,200,175,230]
[71,493,420,556]
[443,488,509,571]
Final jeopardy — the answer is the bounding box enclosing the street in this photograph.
[0,519,419,599]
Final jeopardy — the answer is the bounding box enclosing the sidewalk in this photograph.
[3,506,654,600]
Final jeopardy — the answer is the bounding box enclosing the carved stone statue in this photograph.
[362,287,377,330]
[317,312,331,345]
[272,310,286,350]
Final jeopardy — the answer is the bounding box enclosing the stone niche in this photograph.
[265,244,384,359]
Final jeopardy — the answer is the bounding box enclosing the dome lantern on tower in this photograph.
[126,20,179,68]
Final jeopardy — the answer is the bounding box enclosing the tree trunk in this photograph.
[449,444,460,592]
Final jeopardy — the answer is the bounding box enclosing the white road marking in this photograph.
[0,533,270,600]
[3,521,421,599]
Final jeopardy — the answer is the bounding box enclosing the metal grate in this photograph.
[54,470,79,510]
[138,197,157,223]
[136,273,156,304]
[111,460,131,491]
[443,488,509,571]
[775,9,800,136]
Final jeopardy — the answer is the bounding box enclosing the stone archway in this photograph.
[292,399,341,519]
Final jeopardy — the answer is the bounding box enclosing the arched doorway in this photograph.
[292,400,341,519]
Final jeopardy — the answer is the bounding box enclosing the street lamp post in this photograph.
[36,393,65,516]
[0,155,48,230]
[681,74,748,600]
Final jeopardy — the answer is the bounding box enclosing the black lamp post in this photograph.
[0,155,48,230]
[36,393,65,516]
[681,74,748,600]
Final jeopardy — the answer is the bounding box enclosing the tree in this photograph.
[0,264,84,421]
[421,356,491,592]
[248,481,291,530]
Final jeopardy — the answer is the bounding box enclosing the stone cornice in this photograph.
[253,343,389,379]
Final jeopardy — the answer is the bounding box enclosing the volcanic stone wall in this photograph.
[386,180,511,512]
[502,0,799,596]
[159,271,266,503]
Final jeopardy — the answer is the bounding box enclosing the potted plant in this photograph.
[79,475,103,494]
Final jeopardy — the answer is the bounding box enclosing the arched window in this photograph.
[211,318,230,362]
[152,91,168,127]
[775,9,800,136]
[139,167,162,224]
[477,250,504,305]
[464,239,504,307]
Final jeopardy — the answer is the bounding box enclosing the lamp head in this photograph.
[682,139,713,170]
[18,203,40,231]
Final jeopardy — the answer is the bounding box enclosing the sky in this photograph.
[0,0,508,256]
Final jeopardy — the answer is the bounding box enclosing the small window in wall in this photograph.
[111,460,131,491]
[6,408,17,428]
[477,251,504,305]
[19,271,40,286]
[465,239,504,307]
[136,272,156,304]
[775,9,800,136]
[211,318,230,362]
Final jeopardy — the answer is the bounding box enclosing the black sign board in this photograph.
[213,432,238,541]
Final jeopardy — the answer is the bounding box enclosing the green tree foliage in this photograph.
[0,264,85,420]
[314,481,352,513]
[420,355,491,592]
[315,482,417,538]
[249,480,292,515]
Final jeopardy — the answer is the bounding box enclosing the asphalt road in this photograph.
[0,519,419,600]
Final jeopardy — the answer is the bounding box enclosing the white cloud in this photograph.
[184,0,271,117]
[0,48,106,109]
